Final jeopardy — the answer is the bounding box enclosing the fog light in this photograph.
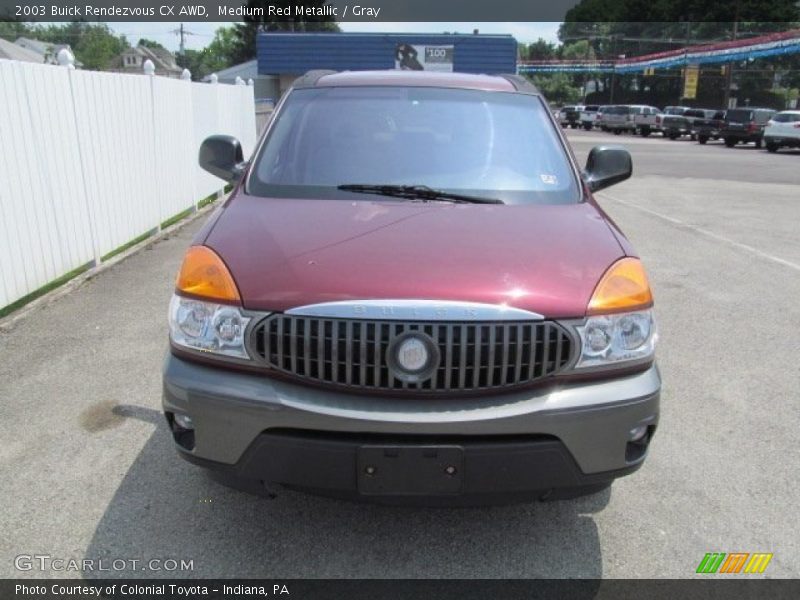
[174,413,194,430]
[629,425,648,442]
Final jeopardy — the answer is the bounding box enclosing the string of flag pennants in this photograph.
[518,29,800,74]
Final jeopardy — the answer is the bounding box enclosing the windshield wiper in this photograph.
[337,184,504,205]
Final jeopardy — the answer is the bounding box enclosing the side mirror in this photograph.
[583,145,632,192]
[199,135,245,183]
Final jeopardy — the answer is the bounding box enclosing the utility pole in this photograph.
[170,23,196,63]
[723,4,740,109]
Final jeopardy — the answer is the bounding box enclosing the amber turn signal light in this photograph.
[175,246,240,302]
[587,258,653,315]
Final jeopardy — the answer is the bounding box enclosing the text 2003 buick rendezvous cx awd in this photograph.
[163,71,660,504]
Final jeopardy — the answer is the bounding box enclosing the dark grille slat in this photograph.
[289,317,298,374]
[317,320,325,380]
[345,321,353,385]
[444,324,453,391]
[487,326,496,388]
[373,324,382,388]
[513,324,523,384]
[331,320,339,382]
[458,324,468,389]
[472,326,483,388]
[359,323,367,386]
[541,323,551,378]
[302,318,311,376]
[253,315,571,393]
[277,316,285,369]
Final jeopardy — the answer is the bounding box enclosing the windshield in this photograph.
[249,86,580,205]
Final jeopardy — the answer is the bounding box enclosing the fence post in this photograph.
[63,55,103,268]
[145,59,163,233]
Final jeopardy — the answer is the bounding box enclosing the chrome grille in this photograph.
[251,315,574,394]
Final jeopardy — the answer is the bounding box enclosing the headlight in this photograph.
[574,309,657,368]
[169,294,251,359]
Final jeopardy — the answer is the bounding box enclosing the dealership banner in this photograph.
[395,44,454,72]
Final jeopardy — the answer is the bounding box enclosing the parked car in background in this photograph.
[678,109,721,141]
[558,105,584,128]
[721,107,777,148]
[632,106,663,136]
[166,70,660,505]
[595,105,610,131]
[692,110,727,144]
[763,110,800,152]
[579,105,601,130]
[661,114,691,139]
[602,105,636,134]
[663,106,692,115]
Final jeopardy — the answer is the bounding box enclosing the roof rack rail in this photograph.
[292,70,338,89]
[500,74,540,94]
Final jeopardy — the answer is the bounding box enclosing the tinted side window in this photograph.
[726,109,754,122]
[773,113,800,123]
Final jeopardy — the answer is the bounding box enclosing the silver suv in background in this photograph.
[763,110,800,152]
[579,105,601,130]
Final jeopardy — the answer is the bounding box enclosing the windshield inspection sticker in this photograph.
[540,174,558,185]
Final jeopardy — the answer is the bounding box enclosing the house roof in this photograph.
[202,59,257,82]
[0,37,44,63]
[112,44,180,72]
[14,37,83,67]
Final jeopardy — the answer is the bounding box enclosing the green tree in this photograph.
[137,38,168,51]
[230,0,340,63]
[527,38,558,61]
[4,23,129,70]
[178,27,241,80]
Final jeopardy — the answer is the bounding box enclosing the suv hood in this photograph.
[203,194,626,318]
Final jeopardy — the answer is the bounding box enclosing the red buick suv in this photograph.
[163,70,660,504]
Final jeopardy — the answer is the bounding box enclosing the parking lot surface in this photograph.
[0,129,798,578]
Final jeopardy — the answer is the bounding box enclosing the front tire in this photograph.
[724,137,736,147]
[668,132,678,140]
[584,123,592,131]
[766,142,779,153]
[698,135,708,144]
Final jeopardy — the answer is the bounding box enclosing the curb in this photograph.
[0,198,222,333]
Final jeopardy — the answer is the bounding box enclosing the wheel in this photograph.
[766,142,778,153]
[724,138,736,147]
[698,136,708,144]
[571,123,578,129]
[613,129,622,135]
[668,133,678,140]
[640,128,651,137]
[754,138,762,149]
[584,123,592,131]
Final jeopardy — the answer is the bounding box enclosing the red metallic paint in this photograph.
[201,194,627,319]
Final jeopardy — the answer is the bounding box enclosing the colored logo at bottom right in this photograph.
[696,552,773,574]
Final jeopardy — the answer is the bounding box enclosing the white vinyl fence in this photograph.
[0,60,256,313]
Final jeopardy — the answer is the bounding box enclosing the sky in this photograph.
[110,21,562,53]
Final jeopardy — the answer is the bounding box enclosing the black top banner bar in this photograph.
[2,0,583,22]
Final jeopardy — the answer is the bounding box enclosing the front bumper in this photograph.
[163,354,660,499]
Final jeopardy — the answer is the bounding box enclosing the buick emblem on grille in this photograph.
[387,332,440,383]
[397,337,428,372]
